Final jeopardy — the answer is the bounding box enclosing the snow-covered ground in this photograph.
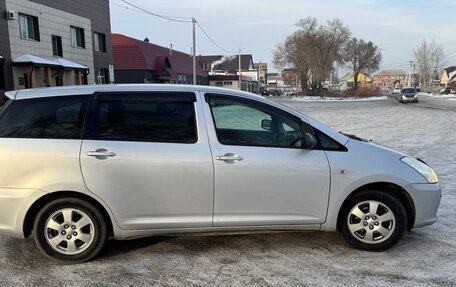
[418,92,456,99]
[0,98,454,286]
[288,95,388,102]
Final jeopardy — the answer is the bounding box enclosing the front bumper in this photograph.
[406,183,442,228]
[401,95,418,102]
[0,188,46,238]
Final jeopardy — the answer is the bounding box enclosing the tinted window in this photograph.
[85,93,197,143]
[0,95,89,139]
[207,94,303,148]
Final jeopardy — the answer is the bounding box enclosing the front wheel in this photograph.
[33,197,107,264]
[340,190,407,251]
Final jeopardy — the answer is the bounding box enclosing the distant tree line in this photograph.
[273,17,381,96]
[413,40,445,89]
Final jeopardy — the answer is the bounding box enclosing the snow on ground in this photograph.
[0,97,455,286]
[288,95,387,102]
[418,92,456,98]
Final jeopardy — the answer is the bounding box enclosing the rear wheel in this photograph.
[341,190,406,251]
[33,197,107,264]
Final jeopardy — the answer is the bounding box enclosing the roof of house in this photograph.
[340,72,372,82]
[199,55,254,72]
[112,34,206,77]
[374,69,407,76]
[12,54,88,70]
[12,54,61,67]
[443,66,456,75]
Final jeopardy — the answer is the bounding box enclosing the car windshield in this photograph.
[402,88,416,93]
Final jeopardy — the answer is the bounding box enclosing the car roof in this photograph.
[4,84,265,101]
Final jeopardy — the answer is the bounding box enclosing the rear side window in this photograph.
[84,92,197,143]
[0,95,89,139]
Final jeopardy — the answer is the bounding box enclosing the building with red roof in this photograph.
[112,34,208,85]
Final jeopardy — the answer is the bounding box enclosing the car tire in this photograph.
[340,190,407,251]
[33,197,107,264]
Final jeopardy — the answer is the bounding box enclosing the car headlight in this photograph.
[401,157,438,183]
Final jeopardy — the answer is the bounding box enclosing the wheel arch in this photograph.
[336,182,415,231]
[23,191,114,238]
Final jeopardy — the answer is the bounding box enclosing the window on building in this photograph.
[52,35,63,57]
[96,68,108,84]
[70,26,85,48]
[94,32,106,52]
[19,13,40,41]
[215,81,223,86]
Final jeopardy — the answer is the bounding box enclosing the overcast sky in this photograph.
[110,0,456,74]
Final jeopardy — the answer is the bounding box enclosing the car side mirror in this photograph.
[299,122,317,149]
[302,132,317,149]
[261,119,272,131]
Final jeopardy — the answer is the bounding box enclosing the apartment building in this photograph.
[0,0,113,95]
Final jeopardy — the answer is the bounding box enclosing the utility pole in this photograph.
[411,61,415,88]
[192,18,196,85]
[238,49,242,90]
[409,61,413,86]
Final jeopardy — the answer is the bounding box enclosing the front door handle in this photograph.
[86,149,116,159]
[216,153,243,163]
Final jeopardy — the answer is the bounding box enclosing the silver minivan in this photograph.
[0,85,441,263]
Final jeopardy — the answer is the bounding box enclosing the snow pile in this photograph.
[289,96,387,102]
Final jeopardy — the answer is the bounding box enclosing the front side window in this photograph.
[207,94,303,148]
[0,96,89,139]
[84,93,197,143]
[70,26,85,48]
[19,13,40,41]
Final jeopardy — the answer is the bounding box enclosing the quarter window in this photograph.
[0,96,89,139]
[207,94,303,148]
[19,13,40,41]
[84,93,197,143]
[71,26,85,48]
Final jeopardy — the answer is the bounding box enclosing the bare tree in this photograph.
[343,38,382,89]
[273,17,350,96]
[413,40,445,89]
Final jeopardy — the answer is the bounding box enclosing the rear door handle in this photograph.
[86,149,116,159]
[216,153,243,163]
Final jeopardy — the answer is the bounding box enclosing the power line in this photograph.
[109,1,145,14]
[445,50,456,58]
[195,21,237,55]
[110,0,238,55]
[119,0,192,23]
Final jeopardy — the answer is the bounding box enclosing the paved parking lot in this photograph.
[1,96,455,286]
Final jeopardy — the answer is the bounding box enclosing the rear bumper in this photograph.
[0,188,46,238]
[406,183,442,228]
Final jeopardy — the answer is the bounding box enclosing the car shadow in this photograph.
[98,236,174,259]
